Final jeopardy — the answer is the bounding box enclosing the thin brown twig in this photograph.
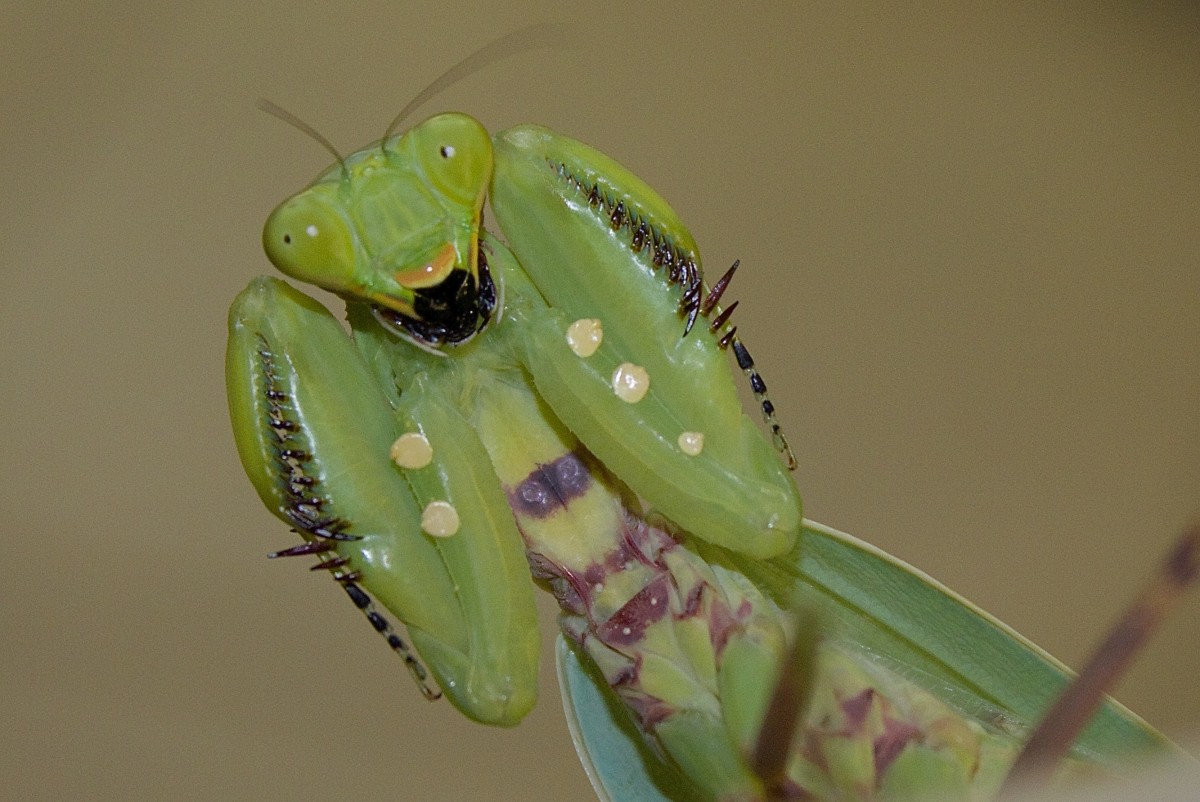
[999,521,1200,797]
[749,612,820,800]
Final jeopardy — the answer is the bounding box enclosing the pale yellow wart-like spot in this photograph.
[421,501,460,537]
[677,431,705,456]
[612,362,650,403]
[390,432,433,469]
[566,318,603,357]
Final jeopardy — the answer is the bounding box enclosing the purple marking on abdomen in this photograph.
[508,451,593,519]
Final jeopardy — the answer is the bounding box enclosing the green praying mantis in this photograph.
[226,53,1186,800]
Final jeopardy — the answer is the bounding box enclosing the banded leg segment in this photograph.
[730,338,797,470]
[702,258,798,471]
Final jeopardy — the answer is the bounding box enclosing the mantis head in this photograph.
[263,113,497,350]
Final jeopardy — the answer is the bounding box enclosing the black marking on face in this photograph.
[373,248,497,347]
[509,451,593,519]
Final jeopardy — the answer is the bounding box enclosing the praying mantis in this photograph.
[225,50,1183,800]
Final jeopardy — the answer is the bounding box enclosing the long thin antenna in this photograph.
[257,98,348,175]
[381,23,569,146]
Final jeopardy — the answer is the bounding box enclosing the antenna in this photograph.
[256,98,348,177]
[381,23,569,147]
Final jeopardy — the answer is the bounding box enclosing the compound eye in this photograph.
[411,114,492,207]
[262,193,356,294]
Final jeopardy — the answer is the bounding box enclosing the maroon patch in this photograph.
[839,688,875,734]
[678,582,705,619]
[618,690,675,729]
[707,594,740,656]
[603,533,646,575]
[608,658,672,728]
[582,564,607,587]
[610,659,639,689]
[874,717,922,776]
[598,575,672,646]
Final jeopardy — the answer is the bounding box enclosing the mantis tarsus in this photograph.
[226,40,1186,800]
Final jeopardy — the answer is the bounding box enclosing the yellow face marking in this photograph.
[677,431,705,456]
[420,501,460,537]
[393,242,458,289]
[566,318,604,357]
[390,432,433,469]
[612,362,650,403]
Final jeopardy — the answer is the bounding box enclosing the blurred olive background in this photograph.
[2,4,1197,800]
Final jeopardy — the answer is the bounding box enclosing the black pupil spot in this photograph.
[440,145,454,158]
[283,234,291,244]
